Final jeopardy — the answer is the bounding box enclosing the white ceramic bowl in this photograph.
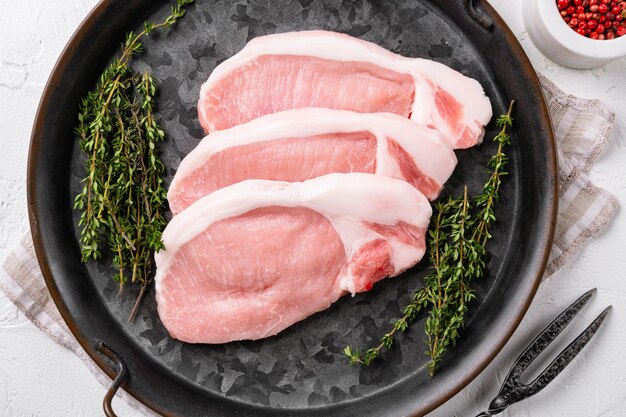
[523,0,626,69]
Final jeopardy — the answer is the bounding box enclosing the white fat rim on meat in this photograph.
[199,30,492,146]
[168,108,457,201]
[156,173,432,299]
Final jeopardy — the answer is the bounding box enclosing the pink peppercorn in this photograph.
[556,0,626,38]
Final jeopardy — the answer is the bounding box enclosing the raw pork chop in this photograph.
[168,108,456,214]
[198,30,492,149]
[155,173,431,343]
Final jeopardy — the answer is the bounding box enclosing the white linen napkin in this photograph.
[0,75,619,416]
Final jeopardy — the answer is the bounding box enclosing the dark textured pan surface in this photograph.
[28,0,557,416]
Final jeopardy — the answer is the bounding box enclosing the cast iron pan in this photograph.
[27,0,557,416]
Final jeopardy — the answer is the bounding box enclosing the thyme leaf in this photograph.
[74,0,193,322]
[344,100,516,375]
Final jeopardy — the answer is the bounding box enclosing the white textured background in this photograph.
[1,1,625,416]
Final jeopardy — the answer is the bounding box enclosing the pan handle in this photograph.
[464,0,494,30]
[96,342,128,417]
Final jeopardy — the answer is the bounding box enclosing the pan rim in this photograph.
[26,0,558,416]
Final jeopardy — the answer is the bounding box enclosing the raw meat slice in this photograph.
[155,173,431,343]
[198,30,492,149]
[168,108,456,214]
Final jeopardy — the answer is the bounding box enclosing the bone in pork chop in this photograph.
[168,108,456,214]
[155,173,431,343]
[198,30,492,149]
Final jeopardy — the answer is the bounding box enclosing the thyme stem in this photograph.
[74,0,193,321]
[344,101,516,374]
[128,284,148,323]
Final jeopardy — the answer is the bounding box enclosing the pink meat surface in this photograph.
[168,108,456,214]
[198,30,492,149]
[157,207,347,343]
[155,173,431,343]
[202,55,414,131]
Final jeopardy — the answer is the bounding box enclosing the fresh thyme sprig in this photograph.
[345,100,516,375]
[74,0,193,322]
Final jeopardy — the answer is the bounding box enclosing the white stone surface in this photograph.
[0,1,624,416]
